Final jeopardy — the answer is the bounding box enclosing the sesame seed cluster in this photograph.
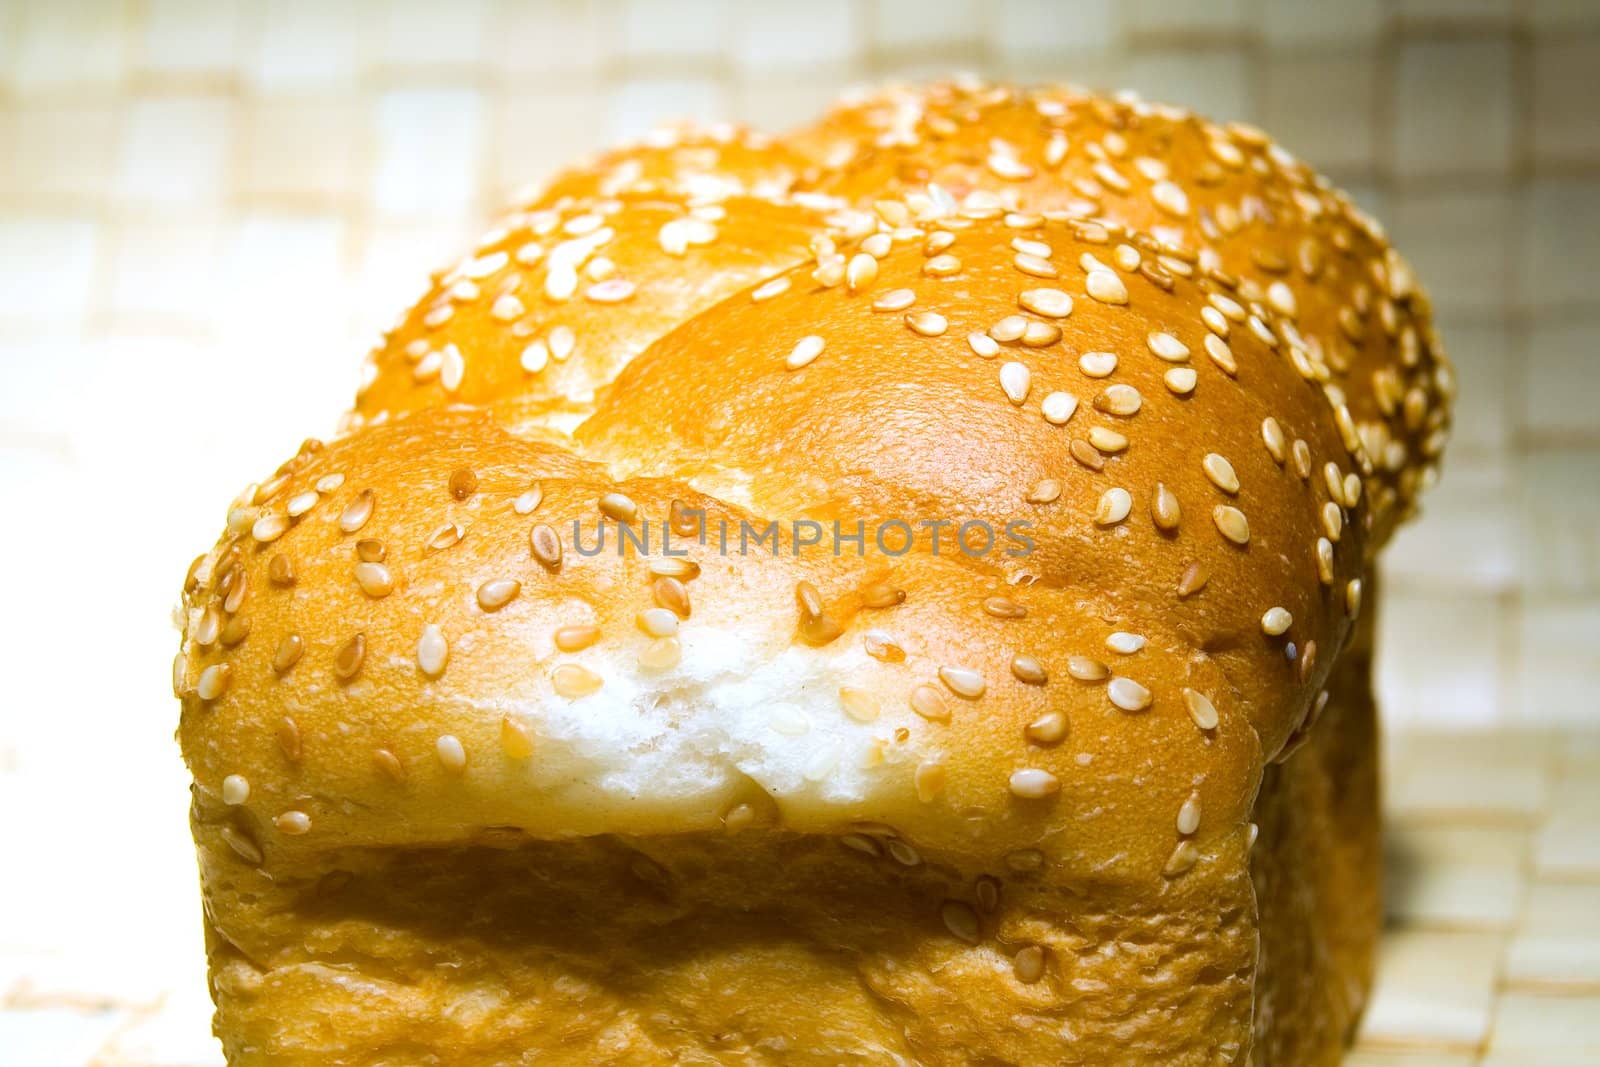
[172,78,1449,1064]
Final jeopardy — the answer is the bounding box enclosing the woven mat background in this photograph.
[1,1,1598,1062]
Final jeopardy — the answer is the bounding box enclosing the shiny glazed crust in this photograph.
[175,80,1446,1064]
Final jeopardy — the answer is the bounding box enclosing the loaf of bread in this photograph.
[174,80,1451,1065]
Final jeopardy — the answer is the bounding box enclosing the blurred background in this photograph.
[1,1,1597,1064]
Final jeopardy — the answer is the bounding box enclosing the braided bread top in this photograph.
[174,82,1446,883]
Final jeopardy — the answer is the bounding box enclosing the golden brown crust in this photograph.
[792,79,1453,549]
[528,121,816,205]
[352,192,834,434]
[176,80,1443,1065]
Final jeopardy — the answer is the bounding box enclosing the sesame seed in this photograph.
[1079,351,1117,378]
[275,811,311,835]
[1025,711,1068,745]
[1204,334,1237,375]
[373,748,407,783]
[220,826,263,864]
[1027,479,1061,504]
[530,523,562,570]
[906,311,948,337]
[439,345,464,392]
[477,578,521,611]
[640,637,682,670]
[1322,501,1343,541]
[1067,656,1110,682]
[1095,384,1142,416]
[990,315,1027,342]
[276,716,302,763]
[941,900,981,943]
[939,665,986,700]
[916,760,946,802]
[1202,453,1240,494]
[354,561,394,598]
[221,774,249,806]
[1014,945,1047,984]
[1177,561,1210,597]
[839,686,880,723]
[1177,793,1202,835]
[874,288,915,312]
[492,293,525,321]
[649,556,700,580]
[653,577,693,619]
[1145,483,1181,533]
[1011,654,1048,685]
[1093,428,1130,457]
[356,537,385,562]
[637,607,679,638]
[1024,319,1064,346]
[315,473,345,493]
[196,663,232,701]
[333,633,366,681]
[1262,607,1293,636]
[1316,538,1336,584]
[339,489,374,534]
[435,734,467,772]
[272,634,303,674]
[520,340,549,373]
[1035,390,1078,426]
[1013,252,1058,278]
[1201,305,1229,337]
[1070,438,1106,470]
[552,664,603,698]
[599,492,637,522]
[268,553,295,586]
[1012,237,1052,258]
[1108,676,1152,712]
[751,276,791,303]
[1095,487,1132,526]
[286,490,318,518]
[1019,288,1073,318]
[417,624,448,677]
[1184,689,1220,731]
[1009,768,1060,799]
[968,331,1000,358]
[1106,631,1146,654]
[862,232,893,257]
[1147,332,1189,362]
[1261,417,1287,462]
[1346,578,1363,618]
[500,717,535,760]
[1164,840,1200,877]
[554,625,601,652]
[1164,367,1197,394]
[249,512,289,544]
[1212,505,1250,545]
[787,335,825,374]
[999,362,1031,405]
[1151,180,1190,217]
[923,253,961,277]
[910,682,951,721]
[983,596,1026,619]
[547,325,575,361]
[426,521,466,552]
[924,230,956,255]
[1292,440,1312,479]
[887,839,921,866]
[847,253,878,292]
[1085,269,1129,305]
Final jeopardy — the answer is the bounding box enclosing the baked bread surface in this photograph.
[175,80,1450,1064]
